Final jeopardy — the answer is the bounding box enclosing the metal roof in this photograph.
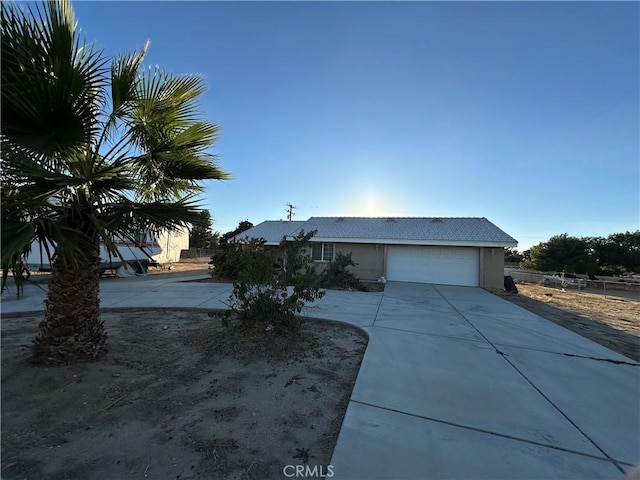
[288,217,517,247]
[232,220,305,245]
[237,217,517,247]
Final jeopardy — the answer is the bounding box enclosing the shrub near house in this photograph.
[322,252,362,290]
[223,231,325,334]
[209,240,260,280]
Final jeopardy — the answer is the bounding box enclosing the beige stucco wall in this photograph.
[310,242,506,288]
[335,243,385,281]
[480,247,505,289]
[309,242,385,281]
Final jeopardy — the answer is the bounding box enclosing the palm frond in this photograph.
[1,0,108,162]
[110,41,149,117]
[100,195,208,235]
[126,70,211,150]
[118,66,229,200]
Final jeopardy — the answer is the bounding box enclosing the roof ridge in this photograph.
[307,216,487,220]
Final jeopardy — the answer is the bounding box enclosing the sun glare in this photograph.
[345,188,404,217]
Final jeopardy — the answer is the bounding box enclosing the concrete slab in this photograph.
[433,284,510,304]
[374,298,485,341]
[1,286,47,314]
[193,287,235,309]
[315,289,383,309]
[450,299,631,361]
[351,327,602,455]
[303,290,383,326]
[500,346,640,466]
[382,282,443,302]
[330,402,622,480]
[445,297,544,321]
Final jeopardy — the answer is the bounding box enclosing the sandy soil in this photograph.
[494,283,640,362]
[1,310,368,479]
[146,260,211,277]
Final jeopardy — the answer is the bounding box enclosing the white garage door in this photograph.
[386,246,480,286]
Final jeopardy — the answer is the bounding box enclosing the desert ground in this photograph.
[1,310,367,479]
[146,259,212,277]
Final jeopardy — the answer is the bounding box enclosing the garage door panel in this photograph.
[387,246,479,286]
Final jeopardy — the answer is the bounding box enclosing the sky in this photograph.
[71,0,638,251]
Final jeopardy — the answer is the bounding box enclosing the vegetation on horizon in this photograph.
[189,210,220,249]
[507,231,640,276]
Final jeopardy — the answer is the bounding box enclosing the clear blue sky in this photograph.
[73,0,638,251]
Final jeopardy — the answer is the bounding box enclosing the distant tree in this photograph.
[189,210,215,248]
[210,231,221,248]
[520,234,596,273]
[590,231,640,274]
[220,220,253,244]
[504,248,523,263]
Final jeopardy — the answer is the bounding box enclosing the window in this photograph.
[311,243,335,262]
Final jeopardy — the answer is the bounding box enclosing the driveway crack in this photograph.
[431,285,626,473]
[351,400,628,466]
[561,353,638,366]
[372,290,385,326]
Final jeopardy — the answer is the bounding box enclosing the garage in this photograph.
[250,216,516,289]
[386,245,480,286]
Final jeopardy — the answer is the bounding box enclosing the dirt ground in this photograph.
[146,259,211,277]
[1,310,368,479]
[494,282,640,362]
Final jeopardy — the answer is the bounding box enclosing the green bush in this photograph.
[209,238,265,280]
[226,230,325,334]
[323,252,361,289]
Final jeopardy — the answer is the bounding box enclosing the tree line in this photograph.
[189,212,253,249]
[505,232,640,276]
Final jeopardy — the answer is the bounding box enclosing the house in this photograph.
[234,217,517,289]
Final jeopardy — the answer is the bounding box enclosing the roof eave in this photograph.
[285,236,517,248]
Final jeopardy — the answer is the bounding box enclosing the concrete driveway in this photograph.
[308,282,639,479]
[2,278,638,479]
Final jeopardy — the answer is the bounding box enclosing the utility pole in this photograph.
[285,203,296,221]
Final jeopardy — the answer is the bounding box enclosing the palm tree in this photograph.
[1,0,230,364]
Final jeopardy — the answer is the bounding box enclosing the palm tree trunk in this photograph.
[32,239,107,364]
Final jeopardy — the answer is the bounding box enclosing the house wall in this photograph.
[336,243,385,280]
[309,243,384,281]
[311,242,506,288]
[480,247,505,289]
